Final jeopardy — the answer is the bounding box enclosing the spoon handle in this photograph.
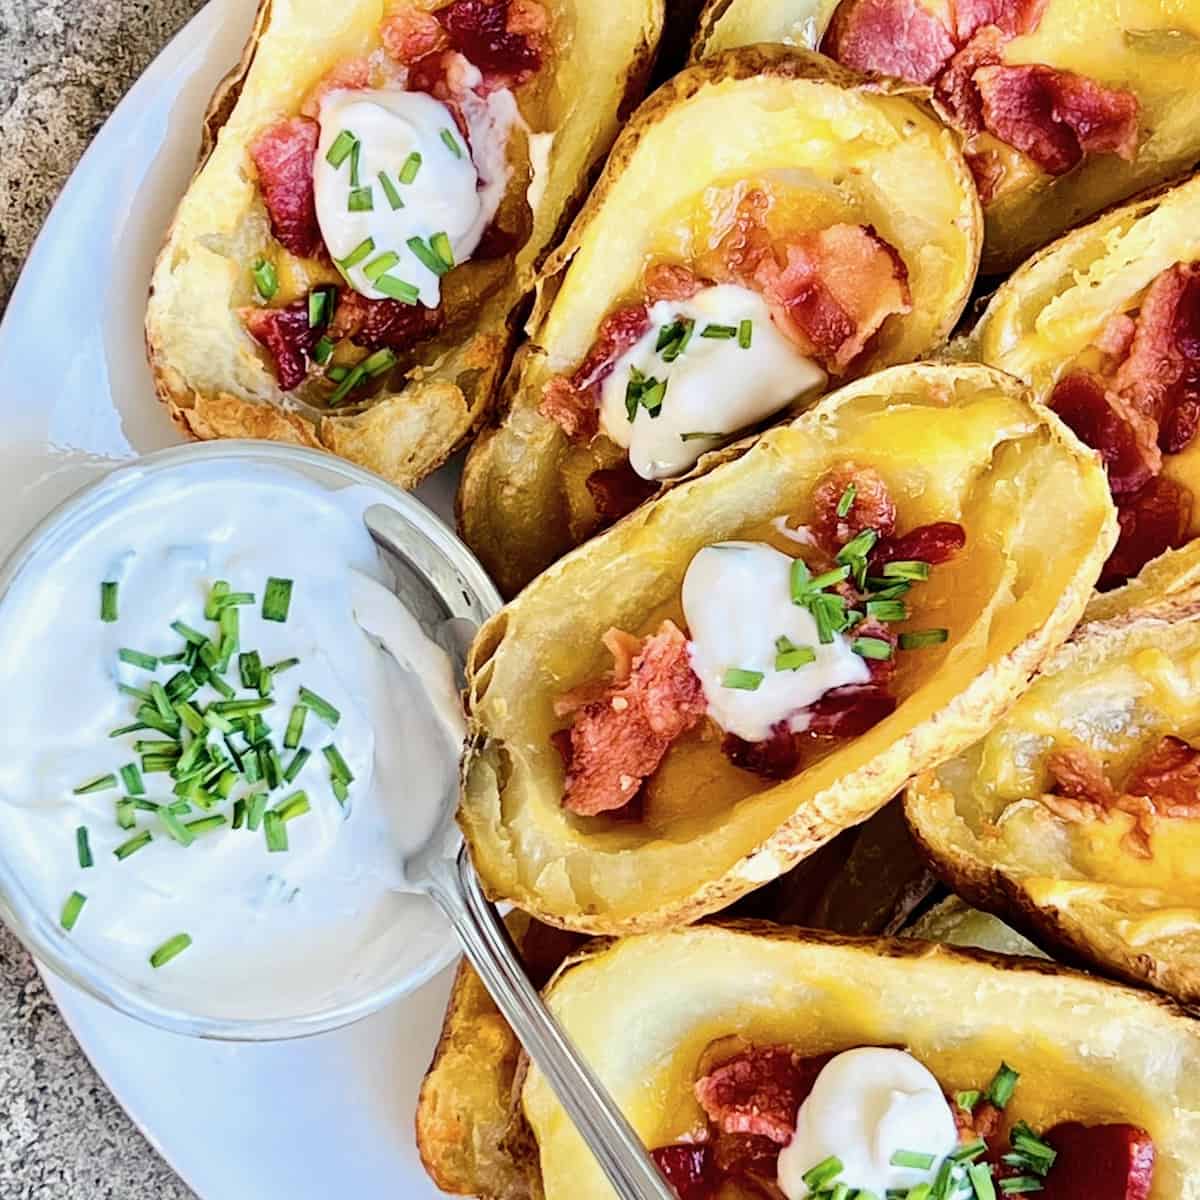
[425,846,677,1200]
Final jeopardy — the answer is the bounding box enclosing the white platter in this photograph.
[0,1,460,1195]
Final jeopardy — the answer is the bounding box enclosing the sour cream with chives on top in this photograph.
[0,461,463,1021]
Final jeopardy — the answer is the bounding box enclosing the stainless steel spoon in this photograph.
[364,503,676,1200]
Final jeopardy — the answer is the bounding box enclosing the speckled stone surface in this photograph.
[0,3,206,1195]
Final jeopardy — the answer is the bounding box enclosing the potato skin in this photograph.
[457,45,982,597]
[145,0,666,489]
[690,0,838,59]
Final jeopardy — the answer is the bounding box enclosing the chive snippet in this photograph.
[968,1163,997,1200]
[431,231,454,269]
[264,811,289,853]
[115,798,136,829]
[852,636,893,661]
[251,258,278,301]
[160,806,195,846]
[900,628,949,651]
[836,484,857,518]
[956,1090,980,1113]
[399,151,422,184]
[891,1150,936,1170]
[113,830,153,860]
[866,599,908,622]
[119,648,158,671]
[100,581,119,623]
[298,687,340,728]
[349,138,362,188]
[322,743,354,784]
[119,763,145,796]
[74,773,117,795]
[348,186,374,212]
[775,636,816,672]
[60,891,87,931]
[722,668,764,691]
[378,170,404,210]
[375,274,420,305]
[284,704,307,750]
[440,128,463,158]
[737,319,753,349]
[998,1179,1044,1195]
[326,129,357,168]
[363,250,401,283]
[362,347,396,377]
[883,559,931,581]
[312,335,334,366]
[76,826,93,869]
[149,933,192,969]
[274,791,310,822]
[986,1062,1020,1109]
[185,815,226,836]
[339,237,376,271]
[801,1157,843,1192]
[262,577,294,623]
[700,323,737,340]
[283,747,311,784]
[408,235,451,278]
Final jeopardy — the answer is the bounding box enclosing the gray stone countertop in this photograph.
[0,2,206,1196]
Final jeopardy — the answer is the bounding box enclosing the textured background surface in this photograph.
[0,5,205,1194]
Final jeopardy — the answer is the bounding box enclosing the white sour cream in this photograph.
[777,1049,960,1198]
[314,74,515,308]
[681,543,869,743]
[0,462,463,1021]
[598,285,827,481]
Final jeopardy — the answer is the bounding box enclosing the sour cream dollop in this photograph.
[314,76,515,308]
[682,542,869,742]
[0,461,464,1021]
[777,1049,960,1198]
[598,285,827,481]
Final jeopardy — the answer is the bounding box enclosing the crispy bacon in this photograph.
[1124,736,1200,812]
[1095,313,1137,361]
[953,0,1048,41]
[1040,1123,1155,1200]
[300,56,379,120]
[644,262,704,303]
[559,621,706,817]
[756,224,913,373]
[1103,476,1192,589]
[721,723,801,781]
[872,521,967,568]
[240,300,319,390]
[694,1048,831,1144]
[380,4,450,64]
[437,0,543,88]
[538,376,597,441]
[1047,745,1117,806]
[586,465,657,526]
[807,685,898,737]
[822,0,957,84]
[934,26,1004,135]
[651,1145,716,1200]
[955,1098,1004,1143]
[975,65,1139,176]
[327,289,443,351]
[248,117,322,259]
[811,463,898,552]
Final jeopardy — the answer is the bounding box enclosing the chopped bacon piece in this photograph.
[1049,370,1159,497]
[559,622,706,817]
[822,0,957,84]
[538,377,597,442]
[586,465,657,525]
[651,1144,716,1200]
[574,305,651,392]
[721,723,801,781]
[1040,1123,1155,1200]
[240,300,319,390]
[380,4,450,64]
[975,65,1140,176]
[437,0,543,87]
[1047,745,1116,806]
[300,56,378,119]
[811,463,898,552]
[1095,313,1137,361]
[807,684,898,737]
[694,1048,831,1144]
[644,262,704,303]
[1102,476,1192,589]
[1124,736,1200,813]
[248,117,321,259]
[757,224,913,373]
[872,521,967,568]
[327,289,443,351]
[955,1098,1003,1143]
[934,26,1004,135]
[953,0,1048,41]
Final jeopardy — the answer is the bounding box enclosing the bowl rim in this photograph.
[0,438,502,1042]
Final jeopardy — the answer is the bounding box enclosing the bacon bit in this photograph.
[380,4,450,64]
[694,1048,830,1144]
[559,622,705,817]
[437,0,543,88]
[714,189,775,283]
[1095,313,1137,361]
[300,56,377,119]
[538,376,597,442]
[1040,1122,1155,1200]
[821,0,957,84]
[756,225,913,373]
[721,723,801,781]
[248,117,322,259]
[811,463,898,552]
[1125,736,1200,813]
[934,26,1005,135]
[650,1144,716,1200]
[644,262,704,303]
[240,300,319,390]
[807,685,898,738]
[975,65,1140,176]
[586,465,657,526]
[955,1098,1003,1143]
[872,521,967,568]
[1103,476,1192,589]
[327,289,443,351]
[953,0,1048,41]
[1047,746,1117,806]
[1049,371,1160,497]
[709,1132,782,1177]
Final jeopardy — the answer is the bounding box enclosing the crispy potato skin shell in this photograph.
[907,587,1200,1005]
[457,45,982,597]
[690,0,838,59]
[145,0,666,490]
[457,362,1116,935]
[523,923,1200,1200]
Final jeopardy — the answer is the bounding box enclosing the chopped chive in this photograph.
[261,577,293,624]
[118,648,158,671]
[908,1187,932,1200]
[968,1163,996,1200]
[852,636,893,661]
[362,347,396,377]
[268,657,300,676]
[407,235,451,277]
[312,335,334,366]
[349,137,362,187]
[883,559,931,581]
[737,319,753,349]
[789,557,812,602]
[203,710,235,736]
[238,651,262,691]
[141,754,180,774]
[808,565,851,591]
[232,798,246,830]
[185,815,226,836]
[440,128,463,158]
[113,830,153,860]
[348,186,374,212]
[308,288,331,328]
[836,484,857,518]
[656,317,694,364]
[830,1186,851,1200]
[298,687,340,727]
[247,791,268,832]
[679,431,722,442]
[159,807,195,846]
[119,763,145,796]
[375,274,420,305]
[159,651,189,665]
[399,151,422,184]
[262,745,283,790]
[100,581,119,623]
[956,1091,981,1114]
[722,668,764,691]
[891,1150,936,1170]
[338,236,376,271]
[986,1062,1020,1109]
[999,1179,1044,1195]
[204,581,230,620]
[119,683,152,704]
[218,606,240,666]
[210,698,274,716]
[74,773,117,795]
[60,891,87,931]
[115,798,136,829]
[213,591,255,611]
[149,933,192,969]
[802,1157,843,1192]
[109,722,147,738]
[775,636,816,672]
[837,529,878,564]
[171,620,207,646]
[215,769,238,799]
[332,776,350,808]
[866,599,908,622]
[327,363,367,406]
[322,743,354,784]
[363,250,400,283]
[283,747,311,784]
[326,129,357,168]
[274,791,310,822]
[264,811,289,853]
[76,826,93,869]
[431,231,454,268]
[378,169,404,210]
[135,706,178,736]
[1008,1123,1056,1175]
[900,628,949,650]
[700,323,737,339]
[209,671,236,700]
[164,669,199,702]
[284,704,308,750]
[251,258,278,300]
[150,682,176,726]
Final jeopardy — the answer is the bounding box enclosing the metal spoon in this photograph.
[363,504,676,1200]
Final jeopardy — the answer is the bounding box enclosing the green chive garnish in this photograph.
[363,251,400,283]
[165,669,199,702]
[737,319,753,349]
[656,317,694,363]
[332,776,350,807]
[775,636,816,672]
[185,815,226,837]
[298,687,340,727]
[60,891,87,931]
[700,323,737,339]
[956,1090,980,1113]
[274,791,310,822]
[378,170,404,210]
[119,763,145,796]
[986,1062,1020,1109]
[232,798,246,830]
[950,1139,987,1163]
[115,798,137,829]
[322,743,354,784]
[999,1179,1044,1195]
[100,581,119,623]
[113,830,153,860]
[118,648,158,671]
[149,933,192,969]
[74,773,117,795]
[252,258,278,301]
[431,231,454,268]
[339,237,376,271]
[312,335,334,365]
[789,557,812,601]
[375,274,420,305]
[326,129,357,168]
[328,363,367,406]
[362,347,396,377]
[722,668,764,691]
[891,1150,936,1170]
[247,792,268,832]
[399,151,422,183]
[968,1163,996,1200]
[159,806,195,846]
[801,1157,843,1192]
[837,529,878,563]
[679,431,722,442]
[308,289,331,329]
[349,138,362,188]
[440,128,463,158]
[75,826,93,869]
[852,636,893,661]
[1008,1122,1057,1176]
[836,484,856,518]
[810,565,851,591]
[262,577,293,623]
[908,1186,932,1200]
[900,628,949,650]
[283,747,311,784]
[348,186,374,212]
[269,657,300,675]
[866,599,908,622]
[171,620,207,646]
[883,559,931,581]
[408,235,451,277]
[284,705,307,750]
[264,810,289,853]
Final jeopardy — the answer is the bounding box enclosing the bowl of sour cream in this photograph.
[0,441,500,1040]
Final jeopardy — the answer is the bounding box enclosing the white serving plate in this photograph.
[0,1,462,1195]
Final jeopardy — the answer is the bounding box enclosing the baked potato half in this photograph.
[523,924,1200,1200]
[458,46,981,596]
[690,0,838,58]
[907,583,1200,1005]
[458,362,1116,934]
[967,172,1200,590]
[818,0,1200,275]
[145,0,664,487]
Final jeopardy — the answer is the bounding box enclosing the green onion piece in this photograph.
[252,258,278,301]
[247,792,268,832]
[836,484,857,519]
[74,773,117,795]
[332,776,350,807]
[440,128,463,158]
[141,754,180,774]
[60,891,87,931]
[908,1186,932,1200]
[204,581,230,620]
[810,565,852,592]
[100,581,119,623]
[159,651,188,665]
[737,319,753,349]
[722,667,764,691]
[113,830,153,860]
[171,620,207,646]
[119,763,145,796]
[159,807,195,846]
[968,1162,997,1200]
[109,723,147,739]
[801,1156,843,1192]
[900,628,949,651]
[115,799,137,829]
[268,657,300,676]
[327,363,368,406]
[1008,1123,1057,1176]
[679,431,722,442]
[118,683,152,704]
[274,791,310,822]
[809,592,848,645]
[283,747,311,784]
[149,933,192,969]
[775,636,817,672]
[656,317,695,364]
[891,1150,936,1170]
[363,250,401,283]
[185,815,226,837]
[165,669,199,703]
[999,1179,1044,1195]
[75,826,93,870]
[204,710,236,736]
[218,605,240,666]
[118,648,158,671]
[431,231,454,268]
[284,704,308,750]
[852,636,894,661]
[322,743,355,784]
[407,235,451,277]
[378,169,404,210]
[308,288,331,328]
[326,129,357,168]
[399,151,422,183]
[151,681,177,726]
[830,1185,851,1200]
[789,557,812,602]
[312,335,334,366]
[866,599,908,622]
[883,559,931,581]
[700,323,737,339]
[262,577,293,624]
[338,236,376,271]
[135,706,178,737]
[375,274,420,305]
[837,529,878,563]
[986,1062,1020,1109]
[174,701,204,737]
[239,651,263,691]
[362,347,396,377]
[956,1090,980,1113]
[298,686,340,728]
[264,811,289,853]
[262,745,283,790]
[348,186,374,212]
[243,750,262,786]
[232,798,247,830]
